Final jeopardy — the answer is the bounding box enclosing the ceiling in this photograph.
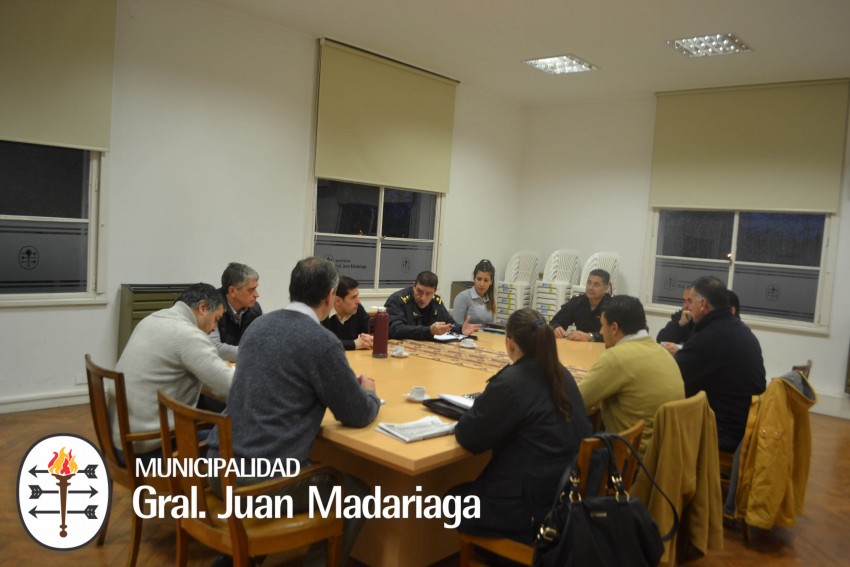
[202,0,850,107]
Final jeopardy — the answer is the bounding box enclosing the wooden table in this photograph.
[311,332,604,566]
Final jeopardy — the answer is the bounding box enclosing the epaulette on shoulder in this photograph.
[401,294,411,304]
[435,295,443,305]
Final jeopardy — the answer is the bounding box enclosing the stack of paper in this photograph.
[376,416,456,443]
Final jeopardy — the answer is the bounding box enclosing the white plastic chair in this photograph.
[495,251,540,324]
[533,250,581,321]
[572,252,620,296]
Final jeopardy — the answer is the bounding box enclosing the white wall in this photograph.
[519,96,850,417]
[518,97,657,295]
[2,0,846,418]
[439,86,524,293]
[0,0,525,412]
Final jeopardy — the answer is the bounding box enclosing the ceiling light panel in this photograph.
[667,33,751,58]
[523,54,598,75]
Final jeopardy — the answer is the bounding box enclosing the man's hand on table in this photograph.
[430,322,453,335]
[354,333,374,350]
[357,374,376,392]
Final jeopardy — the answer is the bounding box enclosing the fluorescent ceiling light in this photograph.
[667,33,751,58]
[523,54,598,75]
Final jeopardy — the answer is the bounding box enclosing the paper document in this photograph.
[438,393,478,410]
[376,416,456,443]
[433,332,466,341]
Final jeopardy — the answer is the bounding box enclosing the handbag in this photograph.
[533,433,678,567]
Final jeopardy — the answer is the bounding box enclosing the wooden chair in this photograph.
[792,359,813,379]
[85,354,170,567]
[458,420,645,567]
[575,419,645,495]
[156,391,344,567]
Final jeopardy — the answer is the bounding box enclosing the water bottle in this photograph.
[371,307,389,358]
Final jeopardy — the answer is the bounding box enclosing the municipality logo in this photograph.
[17,434,111,550]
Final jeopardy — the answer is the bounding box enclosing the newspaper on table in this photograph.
[376,415,456,443]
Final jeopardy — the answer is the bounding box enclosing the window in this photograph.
[0,140,101,302]
[313,179,439,292]
[648,209,832,327]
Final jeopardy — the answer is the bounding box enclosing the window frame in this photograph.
[641,208,835,335]
[311,178,442,296]
[0,150,106,308]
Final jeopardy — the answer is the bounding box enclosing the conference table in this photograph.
[310,331,604,567]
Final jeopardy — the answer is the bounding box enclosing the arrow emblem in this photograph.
[30,504,97,520]
[29,485,99,499]
[29,505,98,519]
[29,463,98,478]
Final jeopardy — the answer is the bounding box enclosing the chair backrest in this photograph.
[542,249,581,283]
[502,251,540,284]
[578,251,620,294]
[157,391,229,528]
[576,420,645,495]
[85,354,131,483]
[792,359,813,379]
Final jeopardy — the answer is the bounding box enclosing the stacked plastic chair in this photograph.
[494,251,540,325]
[571,251,620,296]
[532,249,581,322]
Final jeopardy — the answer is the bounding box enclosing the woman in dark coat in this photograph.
[449,308,592,543]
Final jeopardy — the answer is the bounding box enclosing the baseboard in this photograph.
[0,388,88,414]
[811,392,850,420]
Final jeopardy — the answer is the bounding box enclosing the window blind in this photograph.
[315,39,458,194]
[0,0,116,151]
[650,80,848,213]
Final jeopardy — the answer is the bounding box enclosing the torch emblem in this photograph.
[17,434,110,550]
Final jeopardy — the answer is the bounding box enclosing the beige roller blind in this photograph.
[315,39,457,193]
[650,80,848,213]
[0,0,116,151]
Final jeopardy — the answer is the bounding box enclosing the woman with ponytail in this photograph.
[449,308,591,543]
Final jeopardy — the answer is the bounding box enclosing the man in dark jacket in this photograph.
[385,270,480,340]
[549,269,611,342]
[657,285,696,350]
[322,275,373,350]
[210,262,262,362]
[675,276,765,452]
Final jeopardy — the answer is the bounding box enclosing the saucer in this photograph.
[403,393,431,403]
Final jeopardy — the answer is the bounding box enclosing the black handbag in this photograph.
[533,434,678,567]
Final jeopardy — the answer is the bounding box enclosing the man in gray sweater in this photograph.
[207,257,380,567]
[114,283,234,461]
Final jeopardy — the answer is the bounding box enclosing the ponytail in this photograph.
[506,308,573,420]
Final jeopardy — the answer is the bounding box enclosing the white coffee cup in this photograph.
[392,345,405,356]
[409,386,426,401]
[461,338,475,348]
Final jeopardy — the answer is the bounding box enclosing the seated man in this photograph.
[115,283,234,463]
[549,269,611,342]
[657,285,696,353]
[674,276,766,452]
[385,270,481,340]
[209,262,262,362]
[206,257,380,567]
[579,295,684,455]
[322,275,373,350]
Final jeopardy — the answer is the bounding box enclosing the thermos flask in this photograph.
[371,307,389,358]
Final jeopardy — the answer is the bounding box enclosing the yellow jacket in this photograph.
[733,372,817,529]
[633,391,724,567]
